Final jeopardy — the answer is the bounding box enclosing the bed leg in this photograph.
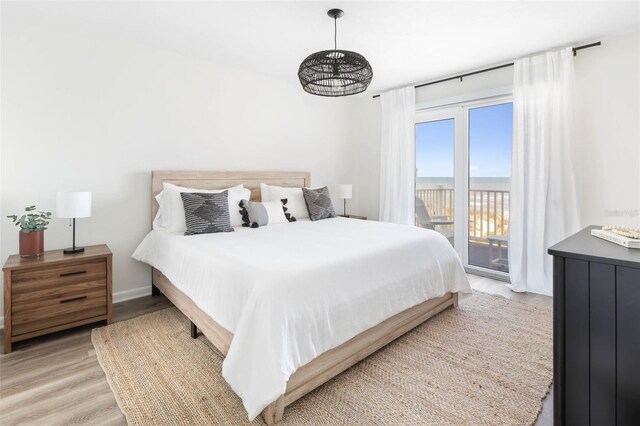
[190,321,198,339]
[452,292,459,308]
[151,283,160,296]
[262,395,284,425]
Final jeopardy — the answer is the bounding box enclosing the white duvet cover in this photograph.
[132,217,470,420]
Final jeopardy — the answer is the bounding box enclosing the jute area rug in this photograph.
[92,292,552,425]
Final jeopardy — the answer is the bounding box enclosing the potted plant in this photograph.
[7,206,52,257]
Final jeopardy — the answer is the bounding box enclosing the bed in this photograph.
[132,171,471,424]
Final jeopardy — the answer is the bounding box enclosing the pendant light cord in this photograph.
[334,15,337,50]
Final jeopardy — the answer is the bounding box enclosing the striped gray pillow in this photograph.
[180,191,234,235]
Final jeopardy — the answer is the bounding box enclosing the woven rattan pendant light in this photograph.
[298,9,373,97]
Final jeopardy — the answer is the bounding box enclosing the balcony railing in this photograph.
[469,189,510,241]
[415,188,510,241]
[416,187,454,220]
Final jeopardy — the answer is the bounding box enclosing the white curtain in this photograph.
[508,48,579,296]
[379,86,416,225]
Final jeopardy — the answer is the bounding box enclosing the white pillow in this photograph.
[264,200,288,225]
[162,183,244,232]
[260,183,309,219]
[260,183,271,202]
[152,192,166,230]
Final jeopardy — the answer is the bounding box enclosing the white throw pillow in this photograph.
[162,183,244,232]
[260,183,309,219]
[264,200,288,225]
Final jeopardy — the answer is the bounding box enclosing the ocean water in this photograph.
[416,177,510,191]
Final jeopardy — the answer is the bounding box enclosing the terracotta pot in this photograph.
[19,230,44,257]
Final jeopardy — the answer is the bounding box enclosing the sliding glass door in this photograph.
[415,109,461,247]
[467,102,512,272]
[415,99,512,278]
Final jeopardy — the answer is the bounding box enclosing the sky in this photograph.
[416,102,513,178]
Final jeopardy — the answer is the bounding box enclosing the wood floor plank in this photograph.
[0,277,553,425]
[3,376,117,424]
[1,340,96,394]
[1,294,171,425]
[2,358,108,410]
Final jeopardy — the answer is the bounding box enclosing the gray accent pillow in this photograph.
[180,191,234,235]
[302,186,336,221]
[239,199,269,228]
[238,199,289,228]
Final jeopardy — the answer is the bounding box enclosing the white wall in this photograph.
[352,32,640,230]
[573,32,640,228]
[415,67,513,105]
[0,15,360,310]
[349,98,381,221]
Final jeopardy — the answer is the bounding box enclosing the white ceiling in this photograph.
[6,1,640,95]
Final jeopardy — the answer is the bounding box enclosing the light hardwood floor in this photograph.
[0,295,172,425]
[0,274,553,425]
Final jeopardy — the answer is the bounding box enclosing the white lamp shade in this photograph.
[56,192,92,218]
[336,184,353,199]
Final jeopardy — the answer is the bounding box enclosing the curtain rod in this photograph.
[371,41,601,99]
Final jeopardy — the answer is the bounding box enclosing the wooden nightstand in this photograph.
[338,214,367,220]
[3,244,112,353]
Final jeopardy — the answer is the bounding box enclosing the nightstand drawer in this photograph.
[12,259,106,295]
[12,277,106,304]
[12,286,107,336]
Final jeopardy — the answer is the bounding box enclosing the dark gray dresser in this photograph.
[549,226,640,426]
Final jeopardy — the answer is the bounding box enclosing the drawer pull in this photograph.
[60,270,87,277]
[60,296,87,304]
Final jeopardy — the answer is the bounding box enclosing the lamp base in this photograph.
[63,246,85,254]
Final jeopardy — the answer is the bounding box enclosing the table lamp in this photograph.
[56,192,92,254]
[336,184,352,216]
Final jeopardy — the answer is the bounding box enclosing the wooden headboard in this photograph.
[151,170,311,222]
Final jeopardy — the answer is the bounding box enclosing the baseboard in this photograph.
[0,285,152,330]
[112,285,152,303]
